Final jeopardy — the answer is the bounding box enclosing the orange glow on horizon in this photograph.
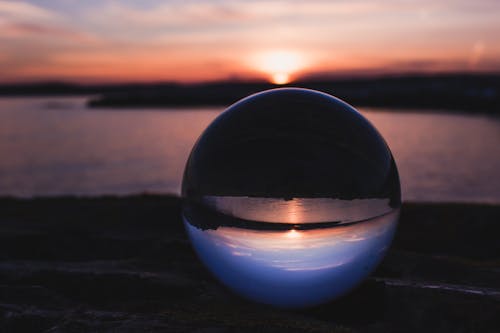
[250,50,308,85]
[1,1,499,83]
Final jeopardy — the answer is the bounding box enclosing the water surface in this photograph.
[1,96,499,203]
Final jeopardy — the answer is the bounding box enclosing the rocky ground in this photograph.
[1,195,499,332]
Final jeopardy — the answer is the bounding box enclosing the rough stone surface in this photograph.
[1,196,499,332]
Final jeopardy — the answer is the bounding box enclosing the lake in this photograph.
[0,96,499,203]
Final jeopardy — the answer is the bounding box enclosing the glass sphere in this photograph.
[182,88,400,308]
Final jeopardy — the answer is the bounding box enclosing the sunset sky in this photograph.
[1,0,499,83]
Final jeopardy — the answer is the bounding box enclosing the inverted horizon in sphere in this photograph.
[182,88,401,307]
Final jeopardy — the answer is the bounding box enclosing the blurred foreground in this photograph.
[1,196,499,332]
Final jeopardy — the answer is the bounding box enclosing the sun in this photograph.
[285,229,301,239]
[250,50,306,85]
[271,73,290,85]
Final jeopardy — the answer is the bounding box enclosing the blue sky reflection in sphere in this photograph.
[182,88,401,307]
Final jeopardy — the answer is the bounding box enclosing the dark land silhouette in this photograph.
[1,73,499,114]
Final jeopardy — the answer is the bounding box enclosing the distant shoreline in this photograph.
[88,74,500,114]
[1,73,499,114]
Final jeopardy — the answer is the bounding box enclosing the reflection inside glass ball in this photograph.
[182,88,401,308]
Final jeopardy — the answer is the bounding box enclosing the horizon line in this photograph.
[1,70,499,87]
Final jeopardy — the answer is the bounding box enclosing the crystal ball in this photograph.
[182,88,400,308]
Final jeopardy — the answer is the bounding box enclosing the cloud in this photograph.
[0,21,93,41]
[78,0,397,39]
[0,0,57,21]
[0,1,94,41]
[82,1,248,31]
